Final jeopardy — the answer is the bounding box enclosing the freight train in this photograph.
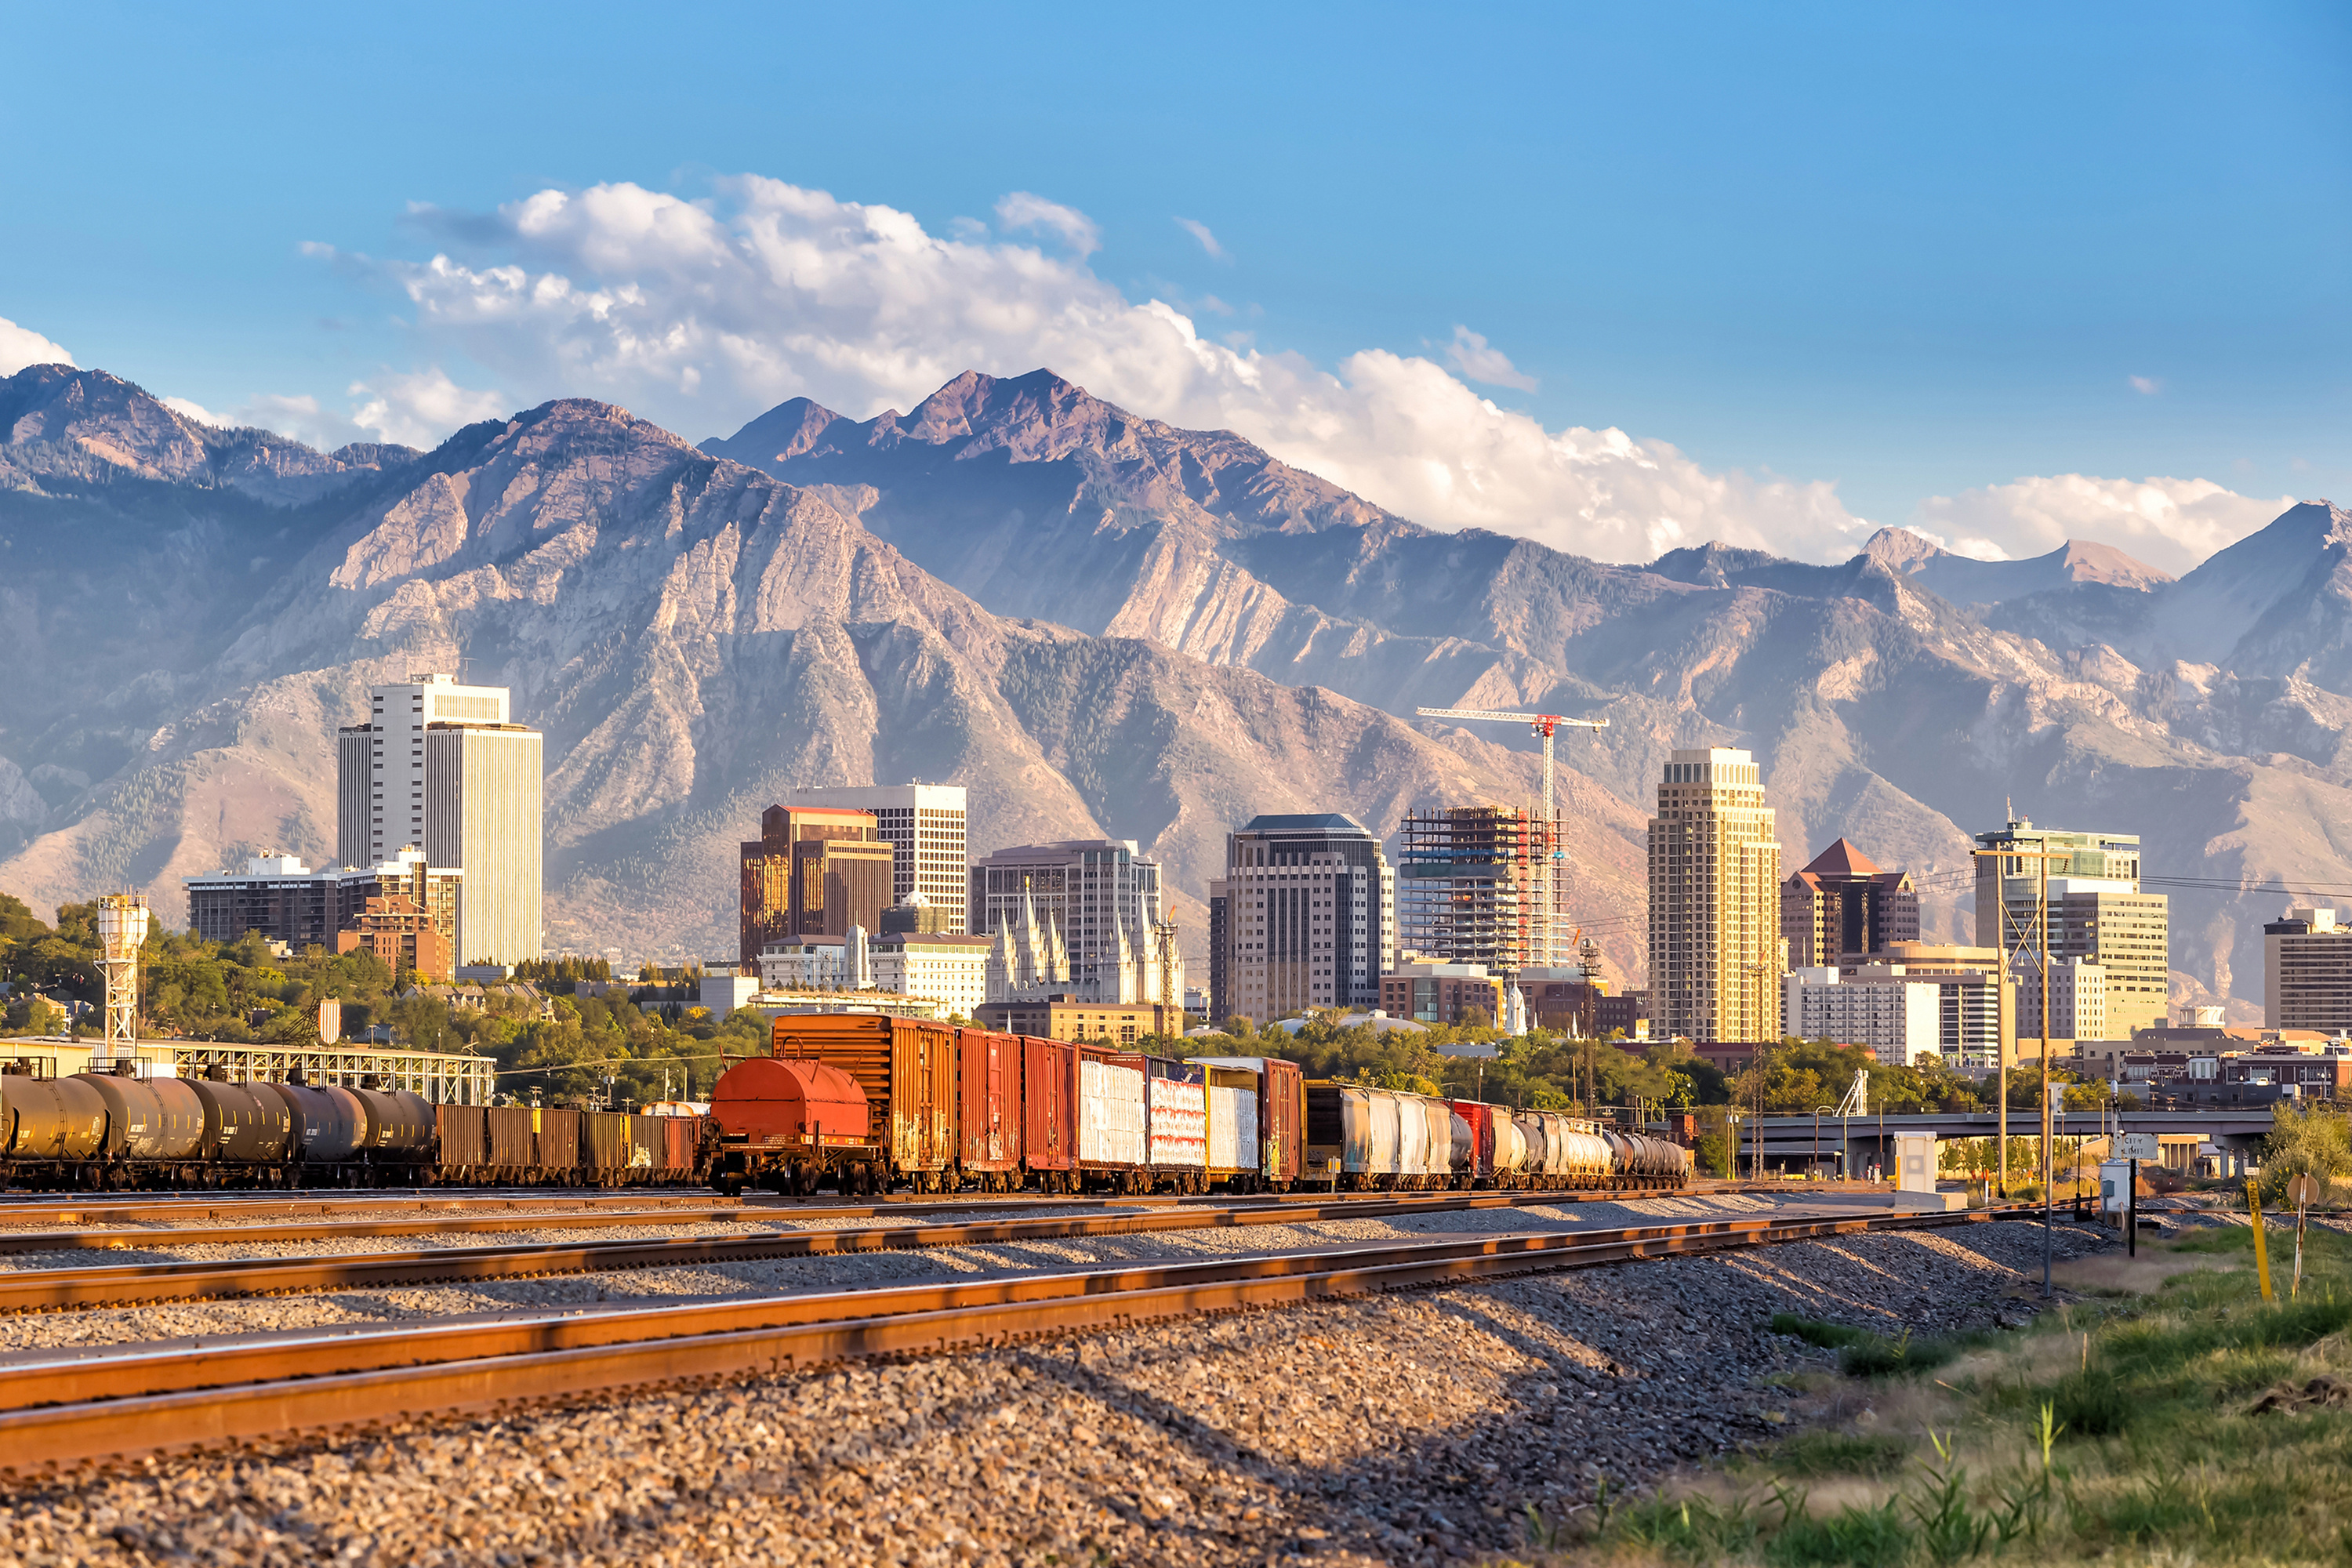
[0,1018,1693,1196]
[0,1064,706,1191]
[704,1015,1692,1197]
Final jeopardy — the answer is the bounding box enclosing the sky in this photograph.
[2,1,2346,570]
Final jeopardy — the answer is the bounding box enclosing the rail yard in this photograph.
[0,1018,2128,1565]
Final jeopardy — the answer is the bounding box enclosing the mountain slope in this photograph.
[5,361,2352,1014]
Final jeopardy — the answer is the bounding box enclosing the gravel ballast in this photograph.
[0,1192,1824,1352]
[0,1218,2111,1567]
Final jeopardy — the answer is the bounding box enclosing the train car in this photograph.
[1199,1064,1261,1189]
[1021,1035,1080,1191]
[534,1106,583,1174]
[1144,1056,1208,1193]
[1,1071,107,1186]
[953,1026,1023,1192]
[1190,1056,1305,1189]
[1305,1082,1461,1191]
[707,1054,872,1196]
[1076,1043,1149,1192]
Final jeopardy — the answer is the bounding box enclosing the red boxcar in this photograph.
[953,1026,1022,1186]
[663,1115,699,1176]
[1449,1099,1498,1185]
[769,1014,956,1188]
[1022,1035,1079,1189]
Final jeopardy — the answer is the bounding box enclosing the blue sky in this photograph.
[2,1,2345,568]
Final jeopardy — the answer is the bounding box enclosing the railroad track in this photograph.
[0,1204,2027,1472]
[0,1188,1809,1309]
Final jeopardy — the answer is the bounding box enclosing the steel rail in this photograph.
[0,1206,2011,1471]
[0,1188,1769,1311]
[0,1181,1730,1252]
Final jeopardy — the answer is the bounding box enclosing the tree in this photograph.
[2259,1104,2352,1206]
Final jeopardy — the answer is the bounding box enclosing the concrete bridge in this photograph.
[1722,1108,2273,1177]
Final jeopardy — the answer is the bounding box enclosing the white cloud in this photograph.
[162,395,227,427]
[1174,217,1227,260]
[346,367,510,449]
[2129,375,2162,395]
[1444,325,1538,393]
[341,175,1878,563]
[1912,474,2295,575]
[993,191,1100,256]
[0,315,74,375]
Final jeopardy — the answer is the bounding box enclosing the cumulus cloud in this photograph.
[2129,375,2162,395]
[1912,474,2295,575]
[337,175,1880,563]
[0,315,74,375]
[993,191,1100,256]
[162,395,227,427]
[1443,325,1538,393]
[1174,217,1227,260]
[347,367,510,449]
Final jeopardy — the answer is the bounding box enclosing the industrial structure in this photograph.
[94,892,150,1057]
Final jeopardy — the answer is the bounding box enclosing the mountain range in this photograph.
[4,360,2349,1014]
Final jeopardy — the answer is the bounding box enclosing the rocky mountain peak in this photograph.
[0,364,213,480]
[1860,526,1945,574]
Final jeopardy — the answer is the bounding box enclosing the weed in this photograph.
[1773,1430,1911,1478]
[1762,1498,1913,1567]
[1906,1432,1990,1565]
[1612,1491,1762,1561]
[1771,1312,1871,1350]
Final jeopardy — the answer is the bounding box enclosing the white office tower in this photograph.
[774,785,968,931]
[337,673,543,965]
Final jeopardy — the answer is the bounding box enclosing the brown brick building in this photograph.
[739,805,896,967]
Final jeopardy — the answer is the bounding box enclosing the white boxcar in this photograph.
[1147,1070,1207,1172]
[1203,1067,1260,1174]
[1079,1055,1147,1167]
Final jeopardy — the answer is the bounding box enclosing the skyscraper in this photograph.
[1973,818,2168,1040]
[1219,814,1394,1024]
[1780,838,1920,968]
[771,786,968,931]
[739,806,897,967]
[336,673,543,966]
[1647,748,1783,1043]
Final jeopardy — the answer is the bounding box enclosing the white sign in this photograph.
[2114,1132,2161,1162]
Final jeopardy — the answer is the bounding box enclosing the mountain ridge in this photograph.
[2,360,2348,1016]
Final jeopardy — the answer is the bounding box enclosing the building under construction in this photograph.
[1396,807,1559,975]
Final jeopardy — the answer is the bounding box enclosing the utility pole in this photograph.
[1973,840,2066,1297]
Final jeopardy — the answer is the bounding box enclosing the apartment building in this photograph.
[2265,906,2352,1033]
[1780,838,1919,967]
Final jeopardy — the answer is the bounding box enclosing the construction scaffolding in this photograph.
[1396,807,1559,975]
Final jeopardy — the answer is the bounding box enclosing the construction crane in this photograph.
[1414,706,1609,968]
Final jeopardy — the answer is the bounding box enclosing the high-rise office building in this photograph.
[739,806,896,967]
[336,673,542,966]
[1395,806,1552,974]
[1647,748,1783,1043]
[2264,906,2352,1033]
[968,840,1179,1004]
[1780,838,1920,967]
[771,786,967,931]
[1973,818,2168,1040]
[1221,814,1394,1023]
